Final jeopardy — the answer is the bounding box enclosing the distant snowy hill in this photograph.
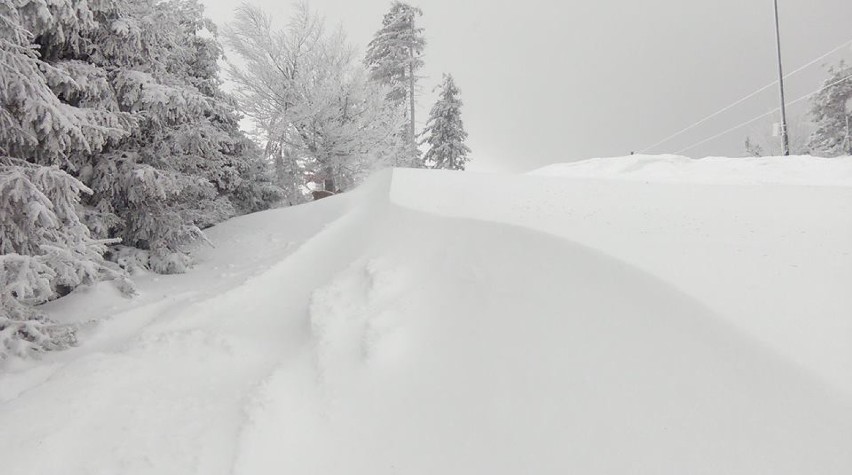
[1,156,851,474]
[531,154,852,186]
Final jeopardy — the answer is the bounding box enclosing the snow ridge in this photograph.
[530,154,852,186]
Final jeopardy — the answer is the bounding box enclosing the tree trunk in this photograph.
[323,165,335,192]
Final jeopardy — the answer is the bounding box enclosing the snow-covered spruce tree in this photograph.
[2,0,280,358]
[809,61,852,156]
[420,74,471,170]
[0,0,136,357]
[365,1,426,157]
[19,0,281,274]
[225,3,405,194]
[0,160,133,358]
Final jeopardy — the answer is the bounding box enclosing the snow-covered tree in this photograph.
[0,0,135,358]
[420,74,471,170]
[365,1,426,149]
[809,61,852,156]
[72,0,283,272]
[0,159,132,358]
[9,0,282,274]
[0,0,132,165]
[225,3,405,193]
[1,0,279,357]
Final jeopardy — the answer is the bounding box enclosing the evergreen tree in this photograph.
[1,0,280,357]
[365,1,426,150]
[0,159,135,358]
[66,0,281,273]
[1,0,133,358]
[420,74,471,170]
[809,61,852,156]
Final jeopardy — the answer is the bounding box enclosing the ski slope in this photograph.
[1,156,851,474]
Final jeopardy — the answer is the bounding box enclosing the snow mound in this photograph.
[530,154,852,186]
[1,164,851,474]
[236,203,852,475]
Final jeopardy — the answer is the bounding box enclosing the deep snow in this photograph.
[1,156,851,474]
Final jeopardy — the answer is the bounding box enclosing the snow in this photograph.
[2,157,852,474]
[530,154,852,186]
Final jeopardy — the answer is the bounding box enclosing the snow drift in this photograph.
[1,157,851,474]
[530,153,852,186]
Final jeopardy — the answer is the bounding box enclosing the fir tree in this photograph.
[0,159,131,359]
[17,0,282,273]
[809,61,852,156]
[0,0,280,357]
[71,0,281,273]
[420,74,471,170]
[365,1,426,149]
[1,0,133,358]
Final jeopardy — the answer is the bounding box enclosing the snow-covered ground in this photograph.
[1,155,851,474]
[530,153,852,186]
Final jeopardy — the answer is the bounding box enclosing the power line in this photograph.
[640,38,852,153]
[674,72,852,154]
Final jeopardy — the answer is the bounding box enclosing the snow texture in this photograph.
[1,157,851,474]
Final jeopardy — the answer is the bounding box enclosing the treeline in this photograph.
[225,0,471,200]
[0,0,471,358]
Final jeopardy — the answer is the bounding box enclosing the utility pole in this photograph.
[845,98,852,155]
[409,46,416,147]
[773,0,790,156]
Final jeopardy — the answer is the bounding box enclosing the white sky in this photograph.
[200,0,852,172]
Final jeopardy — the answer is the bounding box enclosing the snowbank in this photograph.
[530,154,852,186]
[1,161,850,474]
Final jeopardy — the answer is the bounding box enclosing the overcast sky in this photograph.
[200,0,852,172]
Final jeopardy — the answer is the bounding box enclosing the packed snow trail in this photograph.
[1,159,851,474]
